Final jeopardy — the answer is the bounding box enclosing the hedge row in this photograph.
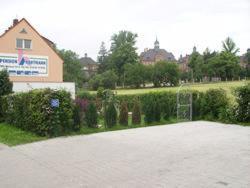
[0,89,74,137]
[77,89,232,122]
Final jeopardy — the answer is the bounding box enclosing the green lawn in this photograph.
[0,123,47,146]
[90,81,249,97]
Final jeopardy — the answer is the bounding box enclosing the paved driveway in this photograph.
[0,121,249,188]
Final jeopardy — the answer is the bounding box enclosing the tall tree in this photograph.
[188,47,204,82]
[109,31,138,84]
[58,49,85,88]
[222,37,239,55]
[97,42,108,73]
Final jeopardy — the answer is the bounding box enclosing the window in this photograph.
[24,40,31,49]
[16,39,32,49]
[16,39,23,48]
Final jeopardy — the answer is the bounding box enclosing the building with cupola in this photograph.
[140,38,176,65]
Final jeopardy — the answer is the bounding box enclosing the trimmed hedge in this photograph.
[77,89,230,122]
[235,83,250,122]
[1,89,74,137]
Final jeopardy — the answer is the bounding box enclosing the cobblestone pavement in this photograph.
[0,121,249,188]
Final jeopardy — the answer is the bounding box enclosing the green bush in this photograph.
[85,102,98,128]
[200,89,228,120]
[132,98,141,125]
[0,70,13,122]
[143,94,161,123]
[234,83,250,122]
[105,102,117,128]
[72,105,81,131]
[119,101,128,126]
[0,70,12,97]
[1,89,74,137]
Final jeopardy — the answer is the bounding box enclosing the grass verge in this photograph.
[0,123,47,146]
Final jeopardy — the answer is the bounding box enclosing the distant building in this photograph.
[178,54,190,72]
[140,38,176,65]
[80,53,99,77]
[239,48,250,69]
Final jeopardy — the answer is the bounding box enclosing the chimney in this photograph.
[13,18,19,26]
[84,53,87,58]
[144,48,148,52]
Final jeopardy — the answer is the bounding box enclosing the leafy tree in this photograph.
[188,48,204,82]
[88,74,102,90]
[58,49,84,88]
[97,42,109,73]
[218,51,240,80]
[88,70,118,90]
[152,61,180,87]
[101,70,118,89]
[124,63,147,88]
[109,31,138,84]
[245,49,250,64]
[0,70,12,96]
[222,37,239,55]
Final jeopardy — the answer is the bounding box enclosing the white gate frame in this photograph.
[177,84,192,121]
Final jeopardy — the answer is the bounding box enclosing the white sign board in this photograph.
[0,53,48,77]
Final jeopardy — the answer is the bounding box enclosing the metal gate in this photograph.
[177,84,192,121]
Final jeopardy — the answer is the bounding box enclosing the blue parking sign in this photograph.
[51,99,59,108]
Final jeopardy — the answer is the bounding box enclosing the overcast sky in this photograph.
[1,0,250,60]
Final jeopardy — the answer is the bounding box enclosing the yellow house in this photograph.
[0,18,75,98]
[0,18,63,82]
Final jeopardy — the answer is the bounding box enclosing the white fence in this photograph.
[12,82,75,99]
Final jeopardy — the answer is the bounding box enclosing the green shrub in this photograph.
[97,87,104,99]
[132,98,141,125]
[105,102,117,128]
[119,101,128,126]
[234,83,250,122]
[143,94,161,123]
[1,89,74,137]
[85,102,98,128]
[0,70,13,122]
[200,89,228,120]
[0,70,12,97]
[160,92,176,120]
[72,105,81,131]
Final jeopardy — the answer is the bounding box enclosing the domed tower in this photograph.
[154,37,160,50]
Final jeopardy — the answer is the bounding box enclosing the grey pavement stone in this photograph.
[0,121,249,188]
[0,143,8,151]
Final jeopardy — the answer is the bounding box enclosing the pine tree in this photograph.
[132,98,141,125]
[85,102,98,128]
[119,101,128,126]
